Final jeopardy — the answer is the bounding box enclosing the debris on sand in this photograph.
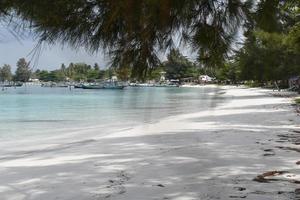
[156,184,165,188]
[234,187,246,191]
[253,171,288,183]
[102,171,131,198]
[293,130,300,134]
[229,195,247,198]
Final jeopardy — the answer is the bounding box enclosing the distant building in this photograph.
[29,78,40,82]
[111,76,118,81]
[199,75,213,83]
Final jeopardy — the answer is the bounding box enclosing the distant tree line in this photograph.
[0,51,209,83]
[33,63,107,82]
[32,50,208,83]
[0,58,31,82]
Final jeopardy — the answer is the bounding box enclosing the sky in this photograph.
[0,23,241,72]
[0,23,197,72]
[0,25,109,71]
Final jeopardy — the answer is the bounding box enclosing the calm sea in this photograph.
[0,85,225,140]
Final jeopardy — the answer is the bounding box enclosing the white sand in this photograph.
[0,87,299,200]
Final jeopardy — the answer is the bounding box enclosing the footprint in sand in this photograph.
[100,171,131,199]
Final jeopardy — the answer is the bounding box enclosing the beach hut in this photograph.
[199,75,213,83]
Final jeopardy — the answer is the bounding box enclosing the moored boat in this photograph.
[74,84,84,89]
[82,81,125,90]
[103,85,125,89]
[82,84,104,89]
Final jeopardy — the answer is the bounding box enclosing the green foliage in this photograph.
[34,62,109,82]
[163,49,199,80]
[285,23,300,53]
[116,66,131,81]
[15,58,31,82]
[233,0,300,83]
[215,62,240,82]
[36,70,49,82]
[295,98,300,105]
[3,0,255,78]
[146,66,164,81]
[236,28,300,82]
[0,64,12,82]
[36,70,65,82]
[1,0,299,80]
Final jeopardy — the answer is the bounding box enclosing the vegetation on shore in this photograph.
[0,58,31,82]
[0,49,207,83]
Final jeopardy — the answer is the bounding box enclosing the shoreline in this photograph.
[0,86,299,200]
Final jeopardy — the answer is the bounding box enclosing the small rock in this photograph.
[118,190,126,194]
[263,153,275,156]
[296,161,300,165]
[157,184,165,187]
[234,187,246,191]
[261,171,287,177]
[291,180,300,184]
[264,149,273,152]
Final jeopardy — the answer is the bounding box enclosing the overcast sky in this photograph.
[0,25,108,71]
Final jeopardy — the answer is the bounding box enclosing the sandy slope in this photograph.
[0,87,299,200]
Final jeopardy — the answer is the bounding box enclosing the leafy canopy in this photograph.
[1,0,251,78]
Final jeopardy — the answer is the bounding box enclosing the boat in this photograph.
[82,84,104,89]
[74,84,84,89]
[103,85,125,89]
[82,81,125,90]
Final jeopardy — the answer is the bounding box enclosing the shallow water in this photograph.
[0,85,225,139]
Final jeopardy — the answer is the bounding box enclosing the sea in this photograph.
[0,85,225,140]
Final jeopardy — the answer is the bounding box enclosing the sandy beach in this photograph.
[0,86,299,200]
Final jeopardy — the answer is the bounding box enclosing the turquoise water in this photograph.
[0,86,225,139]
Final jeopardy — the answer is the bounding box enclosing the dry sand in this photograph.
[0,86,299,200]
